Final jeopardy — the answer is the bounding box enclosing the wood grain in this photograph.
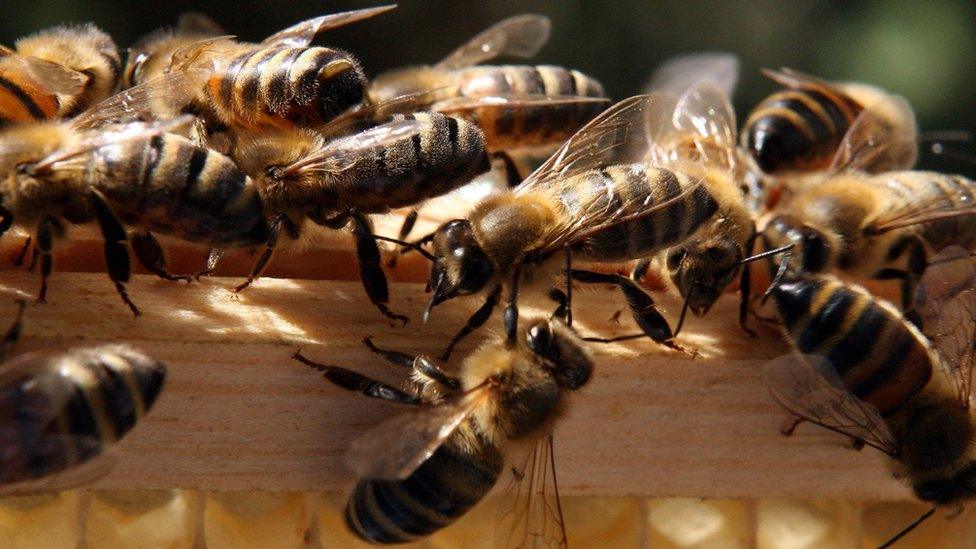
[0,266,912,500]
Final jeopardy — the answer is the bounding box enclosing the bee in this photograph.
[764,246,976,546]
[743,68,917,181]
[0,301,166,490]
[415,95,720,359]
[294,310,593,544]
[126,6,395,131]
[0,49,90,127]
[230,110,489,322]
[0,75,269,314]
[12,24,122,118]
[367,14,608,163]
[761,170,976,311]
[122,12,227,89]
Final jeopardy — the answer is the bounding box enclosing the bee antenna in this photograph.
[354,232,435,262]
[737,243,795,267]
[877,507,936,549]
[760,248,794,306]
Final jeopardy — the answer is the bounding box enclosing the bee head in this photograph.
[763,215,829,276]
[424,220,493,321]
[667,239,742,317]
[525,318,592,390]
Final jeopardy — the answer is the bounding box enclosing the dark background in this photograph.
[3,0,975,172]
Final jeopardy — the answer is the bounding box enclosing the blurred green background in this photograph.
[3,0,975,172]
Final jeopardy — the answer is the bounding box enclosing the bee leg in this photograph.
[493,152,524,188]
[630,258,651,283]
[234,214,285,294]
[129,231,194,282]
[34,217,64,306]
[89,191,139,317]
[504,266,522,345]
[362,335,460,391]
[738,261,758,338]
[548,288,568,320]
[780,416,803,436]
[441,284,502,361]
[11,236,31,266]
[386,210,420,268]
[343,211,409,325]
[570,269,676,346]
[292,350,421,405]
[0,300,26,361]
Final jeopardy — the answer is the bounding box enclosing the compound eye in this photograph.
[667,248,687,271]
[526,322,552,355]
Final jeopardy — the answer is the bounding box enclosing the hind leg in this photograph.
[130,231,194,282]
[34,217,64,306]
[89,190,139,316]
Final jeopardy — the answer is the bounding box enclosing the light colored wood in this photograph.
[0,267,912,500]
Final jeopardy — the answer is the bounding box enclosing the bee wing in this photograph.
[3,56,89,97]
[862,175,976,235]
[760,67,832,90]
[827,94,918,175]
[175,12,226,35]
[344,384,491,481]
[646,52,740,99]
[495,434,568,549]
[434,14,552,71]
[260,5,397,48]
[0,437,115,496]
[914,245,976,407]
[71,69,209,130]
[764,353,899,457]
[285,118,425,174]
[431,94,610,115]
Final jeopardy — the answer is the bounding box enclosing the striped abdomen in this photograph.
[744,85,861,174]
[872,171,976,252]
[346,437,502,543]
[560,165,718,262]
[772,276,932,417]
[0,345,166,485]
[207,45,366,129]
[452,65,607,151]
[333,112,489,213]
[92,133,268,246]
[0,62,59,127]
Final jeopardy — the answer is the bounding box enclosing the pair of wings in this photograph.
[344,380,567,547]
[766,246,976,457]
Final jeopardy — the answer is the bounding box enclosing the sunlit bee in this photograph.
[296,313,592,544]
[743,68,917,177]
[231,111,488,322]
[0,303,166,490]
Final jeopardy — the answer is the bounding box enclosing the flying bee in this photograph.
[12,24,122,118]
[126,6,395,133]
[230,110,489,322]
[410,94,720,360]
[764,246,976,547]
[294,310,593,544]
[761,169,976,311]
[367,14,609,174]
[0,73,269,314]
[0,301,166,491]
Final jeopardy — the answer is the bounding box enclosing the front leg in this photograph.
[89,190,139,316]
[234,214,286,293]
[129,230,194,282]
[441,284,502,361]
[362,336,460,391]
[570,269,674,344]
[350,211,408,325]
[34,216,65,306]
[292,350,420,405]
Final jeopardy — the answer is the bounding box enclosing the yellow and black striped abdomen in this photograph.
[0,345,165,486]
[0,64,59,127]
[334,112,489,213]
[346,440,502,543]
[563,165,718,262]
[873,171,976,252]
[772,276,932,417]
[453,65,607,151]
[208,45,366,129]
[92,133,268,247]
[744,87,861,174]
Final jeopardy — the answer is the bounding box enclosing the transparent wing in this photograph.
[167,36,235,73]
[863,176,976,235]
[495,434,567,549]
[260,5,397,48]
[764,353,898,456]
[283,118,425,175]
[646,52,739,99]
[71,69,209,129]
[9,56,88,96]
[434,14,551,70]
[431,94,609,115]
[644,83,737,176]
[827,94,918,175]
[761,67,832,90]
[344,384,491,480]
[175,12,226,35]
[915,245,976,407]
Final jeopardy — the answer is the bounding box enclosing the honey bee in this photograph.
[230,111,488,322]
[367,14,609,162]
[12,24,122,118]
[764,246,976,546]
[416,95,720,359]
[0,301,166,491]
[126,6,395,131]
[0,49,89,127]
[294,311,593,544]
[744,68,918,176]
[0,76,269,314]
[761,170,976,311]
[122,12,227,89]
